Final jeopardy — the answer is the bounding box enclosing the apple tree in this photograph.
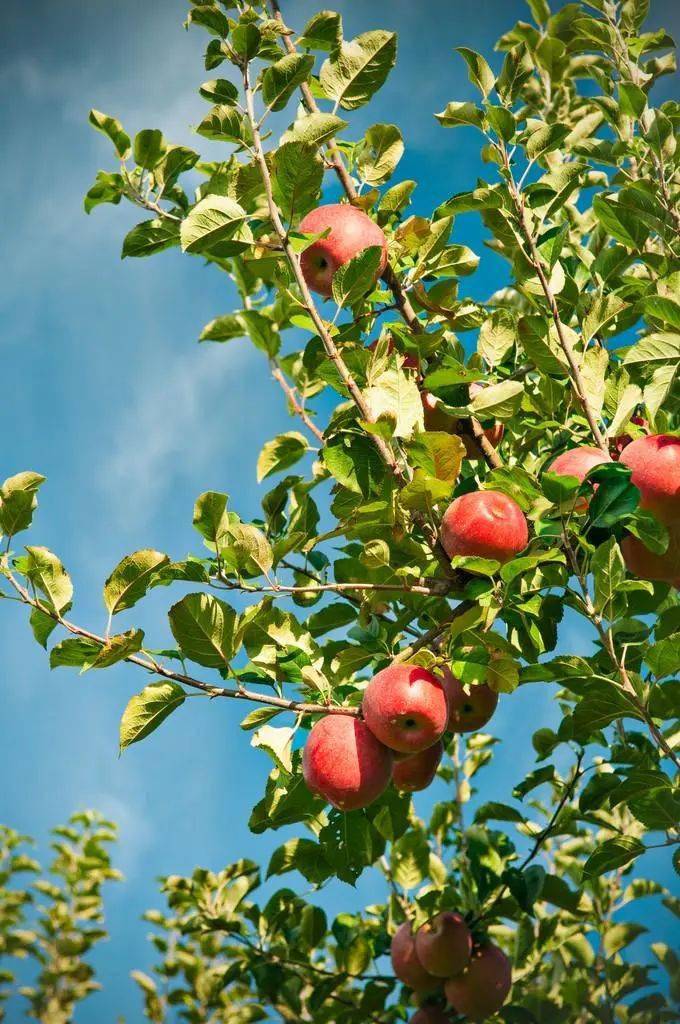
[1,0,679,1020]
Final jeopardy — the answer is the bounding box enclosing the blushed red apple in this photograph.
[298,203,388,298]
[410,1007,452,1024]
[440,491,528,564]
[391,922,440,993]
[622,528,680,590]
[363,664,449,755]
[444,943,512,1021]
[415,912,472,978]
[302,714,392,811]
[547,445,611,510]
[619,433,680,525]
[393,740,443,792]
[438,667,498,733]
[468,382,505,453]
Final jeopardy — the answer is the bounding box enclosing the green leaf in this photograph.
[495,44,534,103]
[240,706,283,731]
[485,104,516,142]
[272,141,324,221]
[103,550,170,615]
[133,129,166,170]
[262,53,315,112]
[455,46,495,97]
[592,537,626,620]
[640,296,680,330]
[193,491,231,550]
[582,293,629,344]
[251,724,294,774]
[168,592,238,668]
[50,637,100,670]
[0,471,45,537]
[582,837,645,880]
[474,801,525,824]
[88,628,145,670]
[644,633,680,678]
[180,196,249,255]
[435,101,484,129]
[298,10,342,51]
[187,4,229,37]
[332,246,383,308]
[363,367,424,439]
[356,124,404,185]
[323,435,384,498]
[281,112,349,147]
[320,30,397,111]
[230,22,261,60]
[478,310,517,366]
[469,379,523,420]
[119,680,186,752]
[84,170,124,214]
[524,121,571,160]
[267,837,330,885]
[199,78,239,104]
[593,194,649,250]
[88,109,131,158]
[623,331,680,368]
[24,547,72,614]
[196,104,252,145]
[587,464,639,528]
[619,82,647,118]
[121,219,180,258]
[223,523,274,576]
[257,432,309,482]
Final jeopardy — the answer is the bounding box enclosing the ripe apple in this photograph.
[421,391,458,433]
[362,664,449,754]
[393,740,443,792]
[622,528,680,590]
[547,445,611,510]
[438,667,498,733]
[619,433,680,525]
[368,335,420,371]
[410,1007,452,1024]
[298,203,388,298]
[440,490,528,564]
[391,921,440,993]
[444,943,512,1022]
[302,714,392,811]
[415,912,472,978]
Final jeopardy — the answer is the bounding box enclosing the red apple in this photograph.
[362,664,449,755]
[410,1008,452,1024]
[438,667,498,733]
[444,943,512,1022]
[440,491,528,564]
[391,922,440,993]
[368,335,420,371]
[619,433,680,525]
[622,528,680,590]
[547,445,611,511]
[393,740,443,792]
[422,391,458,433]
[298,203,388,298]
[415,912,472,978]
[302,715,392,811]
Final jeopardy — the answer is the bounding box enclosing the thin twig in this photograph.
[270,361,325,442]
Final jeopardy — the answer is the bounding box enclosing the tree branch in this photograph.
[2,567,356,719]
[270,360,325,442]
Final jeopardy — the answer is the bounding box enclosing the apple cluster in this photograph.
[392,916,512,1022]
[302,663,498,812]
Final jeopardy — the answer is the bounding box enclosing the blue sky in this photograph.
[1,0,678,1020]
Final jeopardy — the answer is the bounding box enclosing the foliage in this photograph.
[1,0,679,1020]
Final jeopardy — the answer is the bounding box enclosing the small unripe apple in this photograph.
[619,433,680,525]
[440,490,528,564]
[444,943,512,1021]
[438,667,498,733]
[410,1007,452,1024]
[393,740,443,792]
[391,922,440,993]
[415,912,472,978]
[302,714,392,811]
[298,203,388,298]
[622,528,680,590]
[362,664,449,754]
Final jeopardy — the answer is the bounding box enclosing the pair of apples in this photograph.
[303,664,498,812]
[392,915,512,1023]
